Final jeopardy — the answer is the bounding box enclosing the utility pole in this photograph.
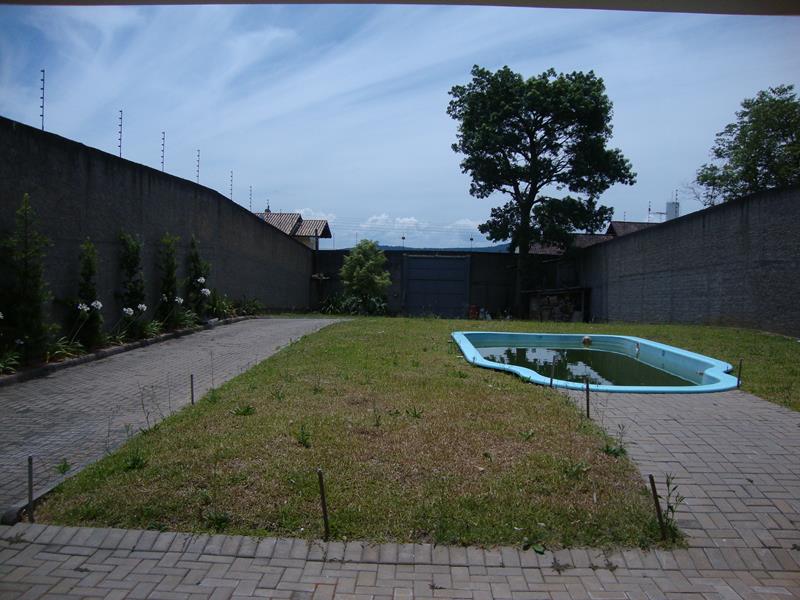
[117,110,123,158]
[401,235,405,248]
[470,236,474,250]
[196,150,200,183]
[229,170,233,200]
[160,131,165,171]
[39,69,45,131]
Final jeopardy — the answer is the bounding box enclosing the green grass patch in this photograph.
[37,317,675,549]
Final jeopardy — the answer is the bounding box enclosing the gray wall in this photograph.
[0,116,312,328]
[316,249,516,316]
[579,185,800,336]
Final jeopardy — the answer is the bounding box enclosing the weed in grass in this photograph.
[372,401,382,428]
[405,406,423,418]
[296,423,311,448]
[55,458,70,475]
[482,451,493,463]
[521,537,546,554]
[205,509,231,532]
[387,408,402,417]
[563,460,591,480]
[520,429,535,442]
[205,389,220,404]
[271,385,286,401]
[123,447,147,471]
[231,404,255,416]
[312,376,323,395]
[602,424,627,457]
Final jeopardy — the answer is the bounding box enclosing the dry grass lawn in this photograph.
[38,318,676,548]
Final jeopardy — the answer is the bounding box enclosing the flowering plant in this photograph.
[174,296,184,305]
[90,300,103,311]
[77,303,90,313]
[137,304,147,312]
[197,277,206,284]
[122,307,134,317]
[200,288,211,297]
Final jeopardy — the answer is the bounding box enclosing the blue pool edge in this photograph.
[451,331,739,394]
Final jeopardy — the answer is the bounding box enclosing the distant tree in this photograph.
[695,84,800,206]
[118,232,147,338]
[340,240,390,313]
[447,66,635,311]
[185,236,210,320]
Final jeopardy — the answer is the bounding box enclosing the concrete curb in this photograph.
[0,316,254,389]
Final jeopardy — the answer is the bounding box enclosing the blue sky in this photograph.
[1,5,798,249]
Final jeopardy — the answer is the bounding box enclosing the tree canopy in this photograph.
[695,84,800,206]
[340,239,390,305]
[447,65,635,255]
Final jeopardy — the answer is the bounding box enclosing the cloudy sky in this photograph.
[1,5,798,249]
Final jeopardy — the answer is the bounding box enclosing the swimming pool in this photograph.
[451,332,738,393]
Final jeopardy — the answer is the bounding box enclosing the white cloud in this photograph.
[297,207,337,222]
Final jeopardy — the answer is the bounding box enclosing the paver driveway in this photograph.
[0,318,340,517]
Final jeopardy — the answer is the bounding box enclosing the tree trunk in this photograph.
[513,199,533,318]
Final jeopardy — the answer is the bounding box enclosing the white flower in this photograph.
[200,288,211,297]
[196,277,206,284]
[14,339,24,345]
[77,303,90,313]
[137,303,147,312]
[0,311,4,320]
[91,300,103,311]
[122,307,134,317]
[174,296,184,305]
[161,294,168,302]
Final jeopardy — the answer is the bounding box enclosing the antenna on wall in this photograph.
[117,110,123,158]
[39,69,45,131]
[196,149,200,183]
[160,131,165,172]
[229,170,233,200]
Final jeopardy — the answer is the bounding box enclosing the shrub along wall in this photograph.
[0,116,312,331]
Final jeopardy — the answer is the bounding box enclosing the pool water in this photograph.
[477,345,695,387]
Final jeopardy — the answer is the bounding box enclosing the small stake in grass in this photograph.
[317,468,330,541]
[190,373,195,405]
[737,358,743,389]
[648,474,667,541]
[549,360,555,388]
[584,376,590,419]
[27,455,34,523]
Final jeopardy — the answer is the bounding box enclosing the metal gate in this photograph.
[402,255,470,317]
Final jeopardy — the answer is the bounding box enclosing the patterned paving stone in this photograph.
[0,523,798,599]
[0,318,340,515]
[566,389,800,552]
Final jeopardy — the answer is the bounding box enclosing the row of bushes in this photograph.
[0,194,264,374]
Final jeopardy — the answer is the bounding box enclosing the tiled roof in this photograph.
[257,212,302,236]
[530,233,614,256]
[254,211,332,239]
[295,219,332,238]
[606,221,657,237]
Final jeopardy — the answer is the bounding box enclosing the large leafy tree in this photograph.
[695,84,800,206]
[447,66,635,310]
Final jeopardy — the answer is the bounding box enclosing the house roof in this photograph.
[255,211,332,239]
[605,221,657,237]
[530,233,614,256]
[295,219,332,238]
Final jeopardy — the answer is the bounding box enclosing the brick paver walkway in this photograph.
[565,389,800,553]
[0,318,340,517]
[1,522,798,599]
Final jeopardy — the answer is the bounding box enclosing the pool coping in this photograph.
[451,331,739,393]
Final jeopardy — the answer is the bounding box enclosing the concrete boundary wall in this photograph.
[0,116,312,328]
[579,185,800,336]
